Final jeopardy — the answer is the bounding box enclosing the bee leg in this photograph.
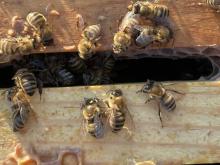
[157,102,163,128]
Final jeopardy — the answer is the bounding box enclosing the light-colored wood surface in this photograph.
[1,81,220,164]
[0,0,220,59]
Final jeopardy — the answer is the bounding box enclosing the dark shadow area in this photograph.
[0,53,214,88]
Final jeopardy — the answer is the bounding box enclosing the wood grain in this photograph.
[0,0,220,62]
[1,81,220,164]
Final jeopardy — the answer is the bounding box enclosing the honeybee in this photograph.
[40,24,53,46]
[113,31,132,54]
[105,89,134,135]
[206,0,220,9]
[26,12,47,30]
[13,68,37,96]
[137,80,184,127]
[134,25,155,48]
[78,38,96,60]
[82,24,101,42]
[67,55,86,73]
[154,25,172,44]
[81,97,105,138]
[103,53,115,73]
[132,1,169,19]
[6,87,32,132]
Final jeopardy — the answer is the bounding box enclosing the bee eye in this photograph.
[110,96,113,99]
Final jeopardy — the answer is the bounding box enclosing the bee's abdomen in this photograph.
[26,12,47,29]
[0,38,17,55]
[87,119,103,138]
[153,5,169,18]
[110,111,125,133]
[206,0,220,8]
[54,67,75,86]
[161,92,176,111]
[68,55,86,73]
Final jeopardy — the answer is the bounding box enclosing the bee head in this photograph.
[107,89,123,100]
[84,97,99,106]
[142,80,155,93]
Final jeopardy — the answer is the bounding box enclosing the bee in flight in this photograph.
[81,97,105,138]
[137,80,184,127]
[104,89,134,136]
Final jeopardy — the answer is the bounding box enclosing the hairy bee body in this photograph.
[113,31,132,54]
[40,24,53,45]
[82,24,101,42]
[13,68,37,96]
[83,70,111,85]
[135,26,155,47]
[160,91,176,111]
[133,2,169,19]
[81,98,104,138]
[78,39,95,60]
[26,12,47,30]
[109,109,125,132]
[154,25,172,43]
[52,66,75,86]
[206,0,220,9]
[67,55,86,73]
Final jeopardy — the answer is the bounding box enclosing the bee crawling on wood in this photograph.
[104,89,134,136]
[113,31,132,54]
[26,12,47,30]
[81,97,105,138]
[82,24,102,42]
[154,25,173,44]
[136,80,184,127]
[5,87,32,132]
[78,38,96,60]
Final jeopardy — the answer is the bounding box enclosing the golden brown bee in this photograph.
[137,80,184,127]
[82,24,101,42]
[12,68,37,96]
[105,89,134,134]
[113,31,132,54]
[26,12,47,30]
[134,25,155,48]
[132,1,169,19]
[81,97,104,138]
[6,87,32,132]
[154,25,172,44]
[78,38,96,60]
[206,0,220,9]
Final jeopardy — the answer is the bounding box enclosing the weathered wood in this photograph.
[0,0,220,62]
[1,81,220,164]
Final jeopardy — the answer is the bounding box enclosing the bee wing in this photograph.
[123,104,135,137]
[79,117,88,138]
[19,105,30,123]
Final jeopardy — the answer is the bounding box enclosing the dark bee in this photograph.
[83,70,111,85]
[137,80,184,127]
[40,24,53,46]
[105,89,134,134]
[51,66,75,86]
[12,68,37,96]
[103,54,115,74]
[81,98,104,138]
[206,0,220,9]
[6,87,32,132]
[67,55,86,73]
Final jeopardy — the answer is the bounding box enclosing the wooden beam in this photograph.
[1,0,220,62]
[1,81,220,164]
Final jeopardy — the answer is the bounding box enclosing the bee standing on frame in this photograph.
[26,12,47,30]
[113,31,132,54]
[154,25,172,44]
[206,0,220,9]
[78,38,96,60]
[5,87,32,132]
[105,89,134,134]
[137,80,184,127]
[81,98,104,138]
[82,24,101,42]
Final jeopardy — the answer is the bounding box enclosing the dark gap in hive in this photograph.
[0,52,214,88]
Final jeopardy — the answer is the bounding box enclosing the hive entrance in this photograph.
[0,53,214,88]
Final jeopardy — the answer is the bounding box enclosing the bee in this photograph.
[51,66,75,86]
[6,87,32,132]
[105,89,134,134]
[119,11,141,35]
[113,31,132,54]
[16,36,35,55]
[40,24,53,46]
[134,25,155,48]
[206,0,220,9]
[103,53,115,73]
[132,1,169,19]
[26,12,47,30]
[136,80,184,127]
[81,97,104,138]
[0,38,18,56]
[82,24,101,42]
[67,55,86,73]
[12,68,37,96]
[78,38,96,60]
[154,25,172,44]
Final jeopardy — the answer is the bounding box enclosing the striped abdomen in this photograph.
[206,0,220,8]
[82,24,101,41]
[68,55,86,73]
[11,103,30,132]
[0,38,18,56]
[14,69,37,96]
[103,55,115,73]
[152,5,169,18]
[26,12,47,30]
[160,92,176,111]
[86,114,104,138]
[53,67,75,86]
[109,110,125,133]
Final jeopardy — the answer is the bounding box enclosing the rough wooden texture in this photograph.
[1,82,220,164]
[0,0,220,63]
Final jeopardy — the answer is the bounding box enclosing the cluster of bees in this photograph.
[0,11,53,57]
[113,0,172,54]
[82,80,183,138]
